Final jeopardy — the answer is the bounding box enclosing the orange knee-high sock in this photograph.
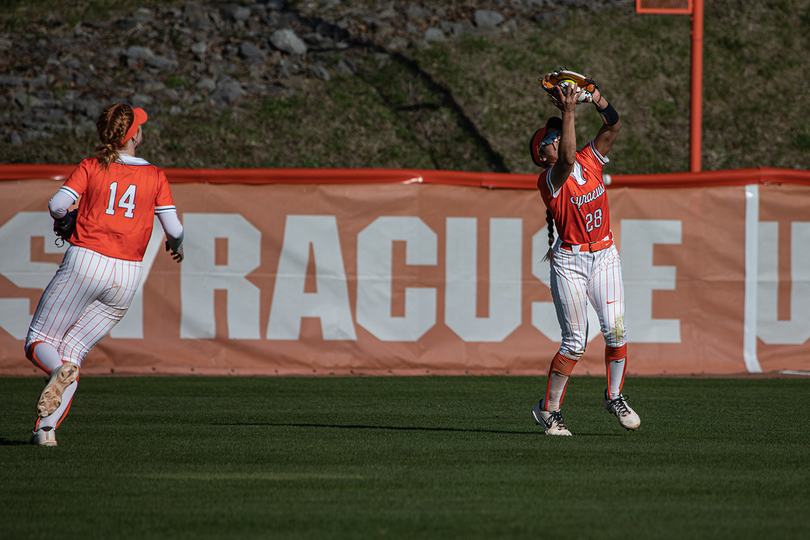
[605,344,627,399]
[544,352,578,411]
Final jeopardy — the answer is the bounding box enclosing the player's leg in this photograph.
[25,246,108,420]
[588,246,639,430]
[549,248,591,402]
[531,351,575,435]
[59,256,142,366]
[532,250,589,435]
[25,341,79,446]
[26,341,80,418]
[35,259,141,446]
[605,344,627,399]
[27,246,110,348]
[25,341,62,373]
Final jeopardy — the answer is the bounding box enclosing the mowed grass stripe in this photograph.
[1,376,808,539]
[140,472,366,481]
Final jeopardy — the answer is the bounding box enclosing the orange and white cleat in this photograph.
[532,401,572,436]
[29,426,57,446]
[603,390,641,431]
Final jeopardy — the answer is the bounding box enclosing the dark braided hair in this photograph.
[94,103,134,169]
[542,209,555,262]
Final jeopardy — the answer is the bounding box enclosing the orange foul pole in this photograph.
[690,0,704,172]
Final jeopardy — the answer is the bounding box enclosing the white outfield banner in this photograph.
[1,168,809,376]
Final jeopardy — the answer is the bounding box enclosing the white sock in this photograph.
[545,372,570,411]
[607,358,626,400]
[31,342,63,373]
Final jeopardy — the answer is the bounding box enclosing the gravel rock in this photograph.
[533,10,572,26]
[0,75,24,87]
[440,20,473,36]
[475,10,505,27]
[63,98,100,119]
[424,28,446,42]
[148,55,179,71]
[386,37,409,51]
[131,94,154,108]
[196,77,217,93]
[13,93,39,109]
[270,28,307,56]
[337,58,357,76]
[20,107,71,130]
[310,63,330,81]
[220,4,251,22]
[191,41,207,55]
[239,42,266,63]
[208,75,243,105]
[407,5,431,20]
[22,130,55,142]
[125,46,154,61]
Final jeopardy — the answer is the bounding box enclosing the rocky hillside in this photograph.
[2,0,809,174]
[0,1,619,140]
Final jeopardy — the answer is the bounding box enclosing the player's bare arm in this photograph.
[591,88,622,157]
[548,85,579,192]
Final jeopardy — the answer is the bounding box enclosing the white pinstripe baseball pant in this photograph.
[26,244,143,366]
[549,242,626,360]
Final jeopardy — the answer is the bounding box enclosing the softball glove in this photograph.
[53,209,77,247]
[540,70,597,104]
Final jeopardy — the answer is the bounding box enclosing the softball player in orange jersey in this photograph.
[529,82,640,436]
[26,104,184,446]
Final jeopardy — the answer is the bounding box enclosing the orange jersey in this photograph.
[537,142,611,246]
[60,156,176,261]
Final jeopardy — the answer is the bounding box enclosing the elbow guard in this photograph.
[597,102,620,126]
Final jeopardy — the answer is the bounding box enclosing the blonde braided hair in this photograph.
[94,103,134,168]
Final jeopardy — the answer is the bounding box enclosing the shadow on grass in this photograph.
[0,437,31,446]
[217,421,533,435]
[213,421,619,437]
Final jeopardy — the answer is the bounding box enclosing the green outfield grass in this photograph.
[1,376,808,539]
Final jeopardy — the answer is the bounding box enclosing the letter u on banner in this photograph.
[445,217,522,342]
[356,216,437,342]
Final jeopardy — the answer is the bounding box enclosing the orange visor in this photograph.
[120,107,148,146]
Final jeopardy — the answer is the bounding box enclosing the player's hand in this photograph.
[165,241,184,263]
[549,83,581,113]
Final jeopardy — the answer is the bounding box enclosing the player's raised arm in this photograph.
[548,84,579,192]
[591,87,622,158]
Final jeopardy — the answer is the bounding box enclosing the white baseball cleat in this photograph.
[603,390,641,431]
[29,426,57,446]
[37,362,80,418]
[532,401,572,436]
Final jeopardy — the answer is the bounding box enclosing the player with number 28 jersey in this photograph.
[537,142,610,247]
[528,78,640,436]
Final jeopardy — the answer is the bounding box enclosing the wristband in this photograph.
[597,102,619,126]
